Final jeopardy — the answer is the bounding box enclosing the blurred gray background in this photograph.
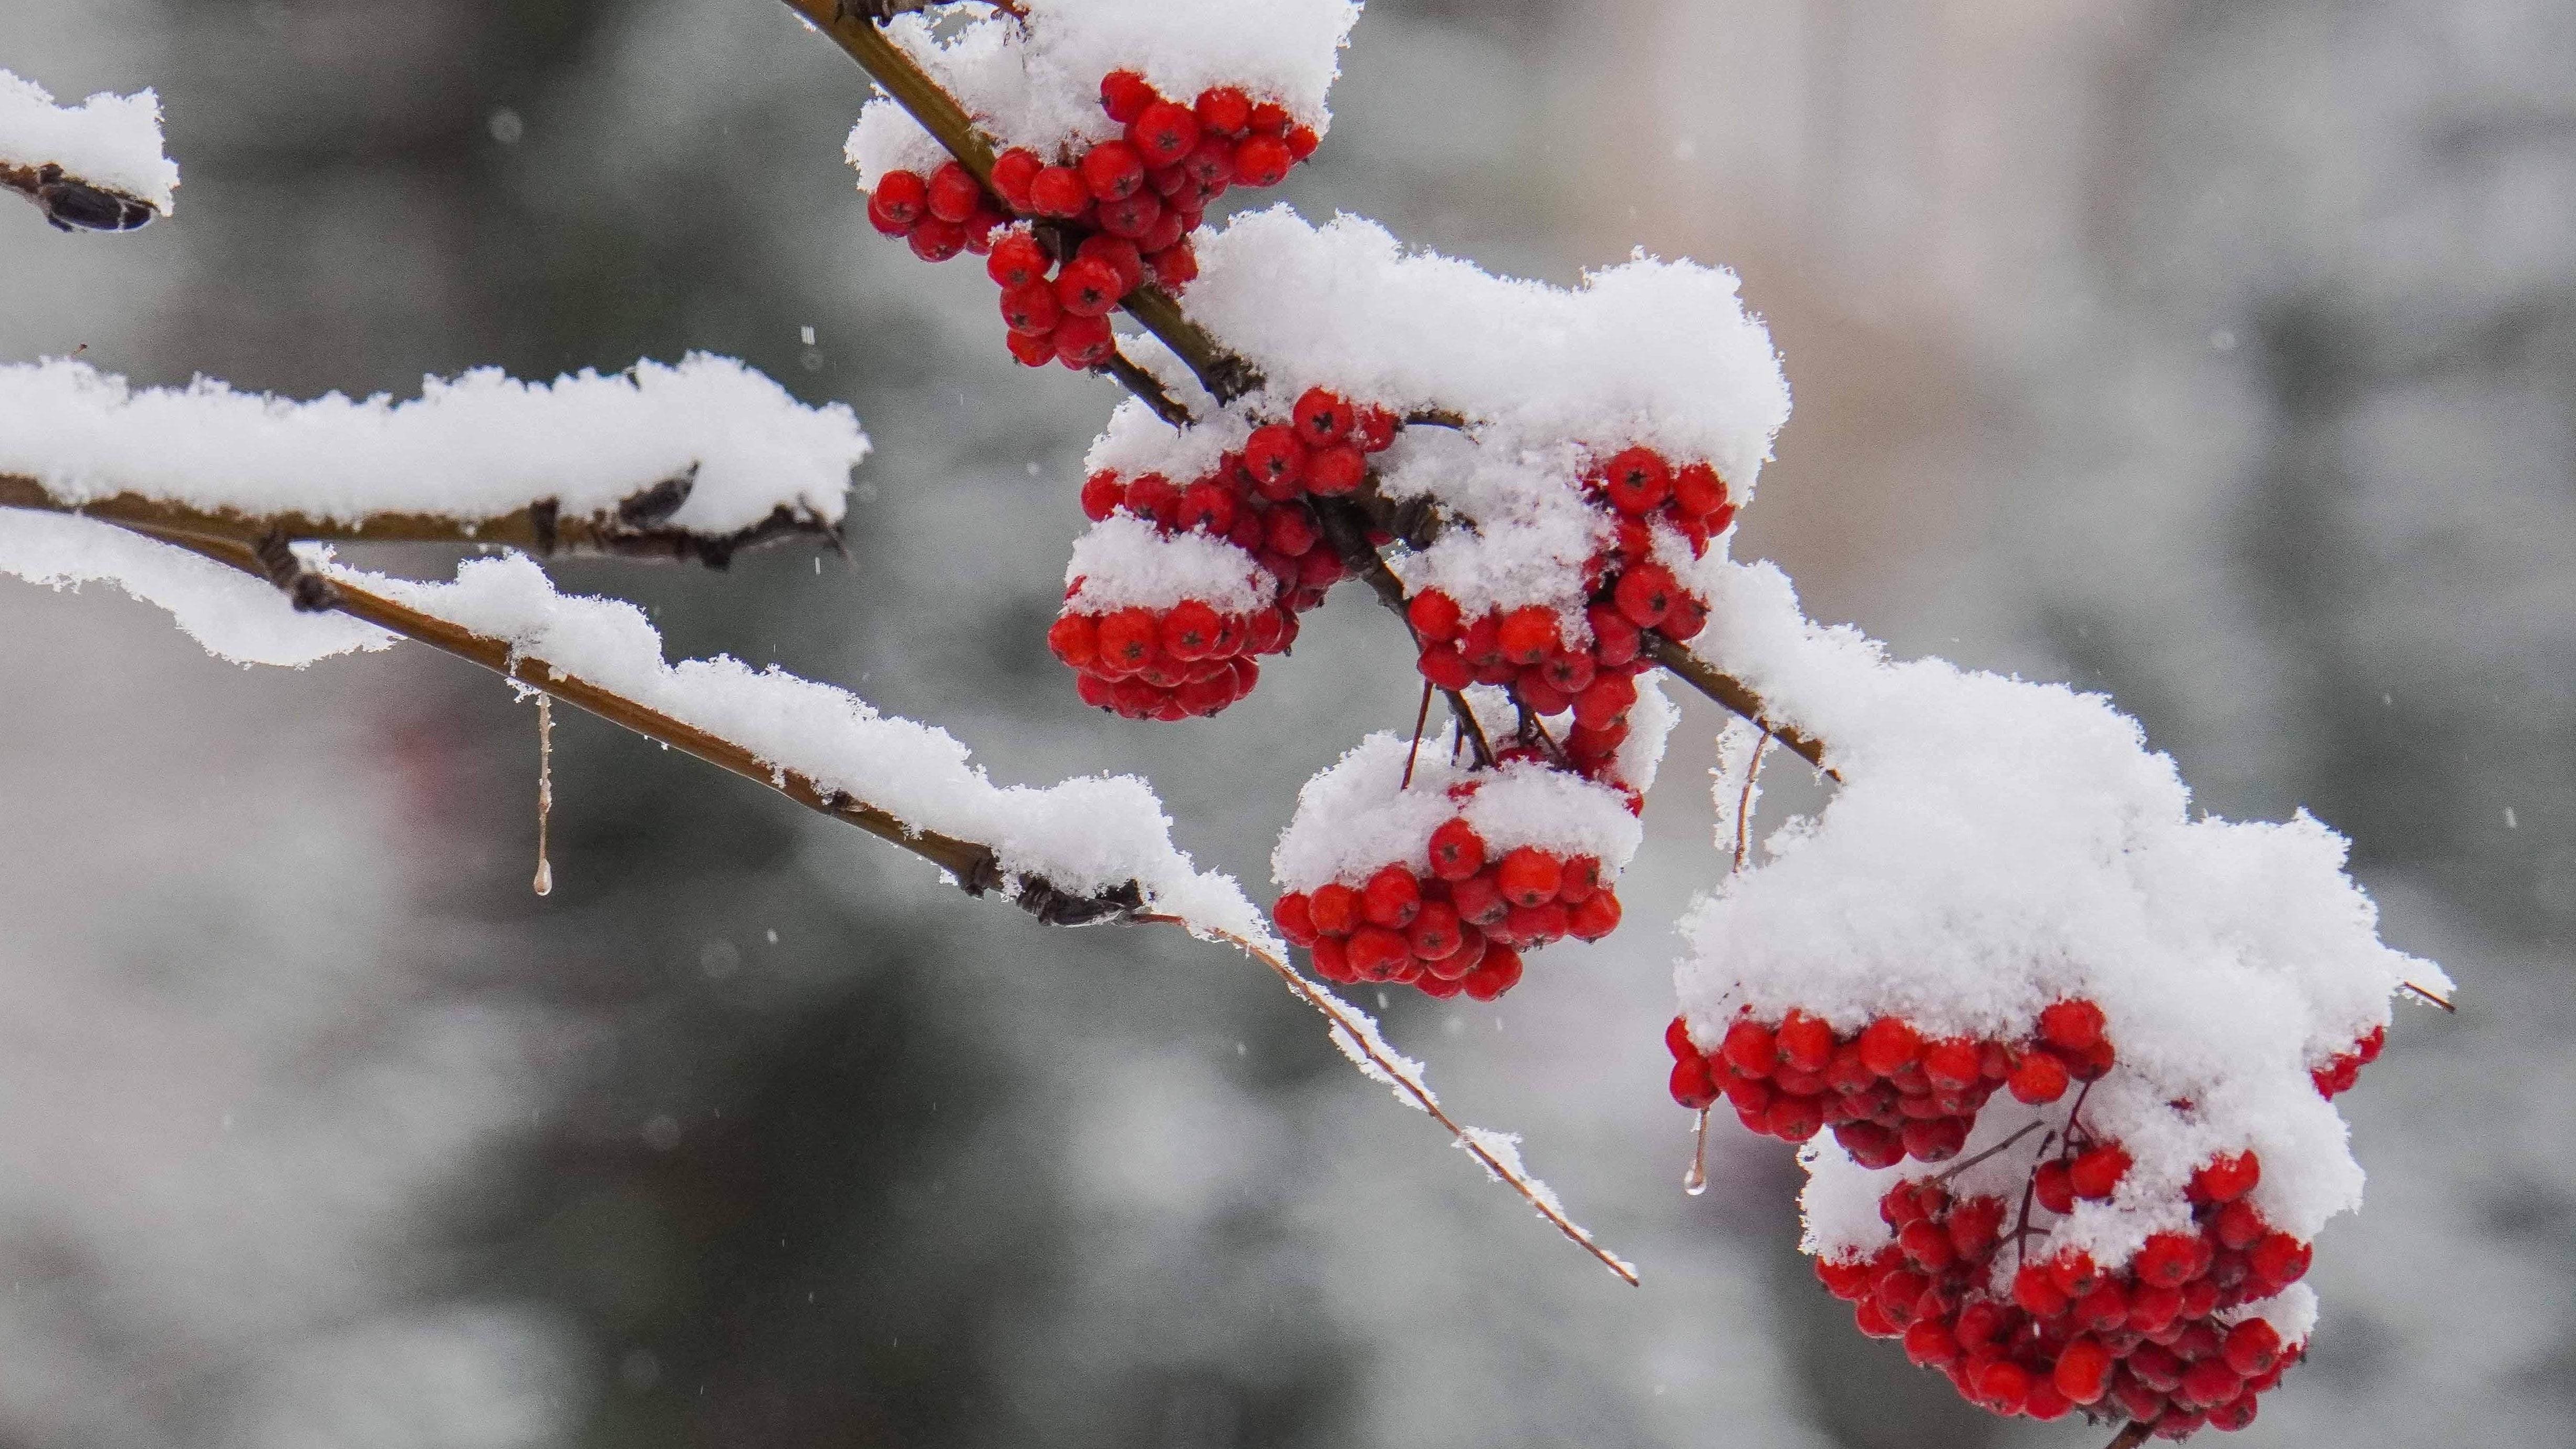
[0,1,2564,1446]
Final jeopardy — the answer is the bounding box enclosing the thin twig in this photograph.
[1401,677,1433,790]
[1732,730,1768,873]
[1928,1119,2046,1184]
[2,472,831,567]
[1096,352,1196,428]
[1149,917,1641,1286]
[1642,633,1831,776]
[2103,1422,2153,1449]
[0,159,158,232]
[2402,981,2456,1013]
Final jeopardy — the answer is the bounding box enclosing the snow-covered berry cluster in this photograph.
[1666,999,2116,1166]
[1045,385,1405,718]
[2308,1024,2383,1099]
[861,67,1319,369]
[1814,1149,2306,1436]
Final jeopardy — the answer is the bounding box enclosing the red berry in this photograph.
[907,217,966,262]
[1161,600,1224,660]
[1121,473,1179,524]
[2039,998,2107,1051]
[2191,1151,2261,1204]
[1354,406,1399,452]
[2055,1336,2114,1404]
[2008,1049,2071,1103]
[1077,140,1145,201]
[1056,256,1126,317]
[2069,1144,2131,1200]
[1346,925,1409,981]
[1273,891,1317,947]
[1100,70,1156,124]
[1601,447,1672,514]
[1078,471,1124,521]
[2135,1231,2208,1288]
[2223,1319,2282,1377]
[1097,189,1164,239]
[1174,481,1235,536]
[1858,1017,1924,1076]
[1000,279,1062,335]
[1571,672,1638,729]
[1901,1317,1960,1368]
[1497,606,1561,665]
[1672,461,1728,516]
[1046,612,1098,669]
[1461,945,1522,1001]
[1029,165,1089,218]
[986,230,1050,289]
[1293,387,1354,445]
[2012,1263,2069,1318]
[1923,1039,1983,1090]
[1307,935,1350,981]
[1408,900,1462,960]
[1363,863,1422,929]
[1232,133,1292,186]
[1305,443,1366,495]
[1662,594,1711,640]
[1495,847,1563,908]
[2179,1358,2243,1411]
[1417,644,1472,691]
[1776,1012,1835,1073]
[1004,329,1053,368]
[1128,101,1201,164]
[1094,607,1156,672]
[1195,86,1252,136]
[1285,124,1320,160]
[2248,1232,2311,1286]
[1720,1019,1776,1079]
[1973,1359,2032,1416]
[870,170,927,228]
[1248,101,1291,134]
[1240,425,1307,496]
[1077,235,1145,295]
[1669,1055,1719,1110]
[926,161,982,223]
[2214,1199,2267,1251]
[1148,239,1198,289]
[989,148,1041,211]
[2207,1393,2259,1433]
[1407,589,1462,642]
[1766,1092,1824,1142]
[1900,1117,1967,1161]
[1613,565,1679,628]
[1308,881,1362,936]
[1412,820,1481,884]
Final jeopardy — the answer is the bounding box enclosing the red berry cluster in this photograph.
[1406,447,1734,786]
[864,70,1319,368]
[1046,385,1405,718]
[1273,810,1622,1000]
[2309,1024,2384,1098]
[1814,1149,2307,1438]
[1665,999,2119,1166]
[1046,598,1280,722]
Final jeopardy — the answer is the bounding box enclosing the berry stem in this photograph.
[1731,729,1768,873]
[1094,351,1195,427]
[1401,677,1434,790]
[2103,1422,2154,1449]
[2008,1130,2056,1267]
[1928,1119,2046,1184]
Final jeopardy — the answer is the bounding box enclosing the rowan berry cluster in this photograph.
[1665,999,2118,1166]
[1047,386,1405,718]
[863,69,1319,368]
[2309,1024,2384,1099]
[1273,806,1622,1000]
[1407,446,1733,786]
[1813,1147,2306,1438]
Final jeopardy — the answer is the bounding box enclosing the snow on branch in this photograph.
[0,355,864,564]
[0,67,177,231]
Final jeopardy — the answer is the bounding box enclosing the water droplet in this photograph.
[532,859,553,896]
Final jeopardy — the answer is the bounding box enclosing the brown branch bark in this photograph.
[127,526,1142,927]
[0,160,158,232]
[1,472,837,568]
[2103,1422,2153,1449]
[102,515,1636,1279]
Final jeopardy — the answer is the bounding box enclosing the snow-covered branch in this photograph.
[0,68,177,232]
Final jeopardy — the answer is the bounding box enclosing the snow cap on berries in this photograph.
[846,1,1359,189]
[1063,513,1276,614]
[1271,732,1643,893]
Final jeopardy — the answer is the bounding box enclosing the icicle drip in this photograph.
[532,691,555,897]
[1682,1106,1711,1196]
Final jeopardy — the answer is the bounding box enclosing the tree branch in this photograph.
[99,514,1636,1279]
[127,525,1143,926]
[0,160,158,233]
[2103,1422,2153,1449]
[1,472,838,568]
